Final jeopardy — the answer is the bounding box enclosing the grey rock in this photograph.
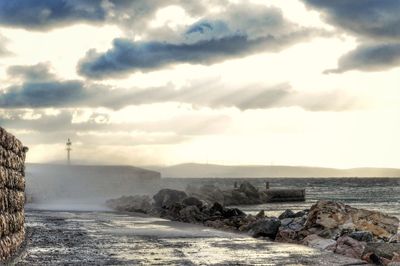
[186,184,225,206]
[182,196,203,208]
[248,218,281,239]
[153,189,188,208]
[363,243,400,261]
[279,209,296,220]
[334,236,365,259]
[179,206,206,223]
[238,181,259,197]
[280,218,294,227]
[349,231,374,242]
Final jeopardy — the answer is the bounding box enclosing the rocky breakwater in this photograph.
[0,127,28,261]
[186,181,305,206]
[107,191,399,265]
[279,200,400,265]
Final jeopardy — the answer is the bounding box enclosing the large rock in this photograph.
[238,182,259,198]
[279,209,296,220]
[247,218,281,239]
[209,202,224,216]
[106,195,152,213]
[275,229,299,243]
[179,206,207,223]
[302,234,336,250]
[334,236,365,259]
[363,243,400,261]
[207,202,246,219]
[186,184,224,206]
[159,202,184,220]
[153,189,188,208]
[222,207,246,219]
[223,190,248,205]
[303,200,399,241]
[182,196,203,209]
[349,231,373,242]
[390,233,400,243]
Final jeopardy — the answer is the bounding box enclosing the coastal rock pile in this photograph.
[290,201,399,265]
[186,182,305,205]
[0,127,28,261]
[108,190,400,265]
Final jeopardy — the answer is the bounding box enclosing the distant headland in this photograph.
[150,163,400,178]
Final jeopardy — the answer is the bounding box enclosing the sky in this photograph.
[0,0,400,168]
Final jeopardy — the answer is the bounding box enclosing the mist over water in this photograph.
[25,164,161,211]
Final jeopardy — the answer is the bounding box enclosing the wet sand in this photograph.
[14,210,366,265]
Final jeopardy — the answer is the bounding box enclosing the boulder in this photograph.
[247,218,281,239]
[186,184,225,206]
[349,231,373,243]
[334,236,365,259]
[280,218,294,227]
[106,195,152,213]
[275,229,299,243]
[390,233,400,243]
[238,182,259,198]
[153,189,188,208]
[255,210,265,219]
[363,243,400,261]
[288,216,307,231]
[182,196,203,208]
[222,207,246,219]
[302,234,336,250]
[279,209,296,220]
[223,182,263,205]
[303,200,399,241]
[160,202,184,220]
[280,216,306,232]
[209,202,224,216]
[293,210,308,218]
[224,190,249,205]
[362,252,385,265]
[179,206,207,223]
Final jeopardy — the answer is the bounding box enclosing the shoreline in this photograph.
[14,209,366,265]
[107,186,400,265]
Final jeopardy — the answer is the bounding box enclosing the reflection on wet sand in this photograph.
[15,211,364,265]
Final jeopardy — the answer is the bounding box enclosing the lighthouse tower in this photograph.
[66,138,72,165]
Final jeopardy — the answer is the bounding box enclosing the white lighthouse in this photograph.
[66,138,72,165]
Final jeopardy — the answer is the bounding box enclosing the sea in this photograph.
[162,177,400,223]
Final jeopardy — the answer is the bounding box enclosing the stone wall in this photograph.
[0,127,27,260]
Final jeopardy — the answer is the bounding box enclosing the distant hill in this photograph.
[151,163,400,178]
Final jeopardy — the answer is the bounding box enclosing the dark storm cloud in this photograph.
[325,43,400,73]
[0,0,216,31]
[7,62,56,81]
[78,6,319,78]
[303,0,400,40]
[0,0,106,29]
[78,35,279,78]
[0,81,86,108]
[303,0,400,73]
